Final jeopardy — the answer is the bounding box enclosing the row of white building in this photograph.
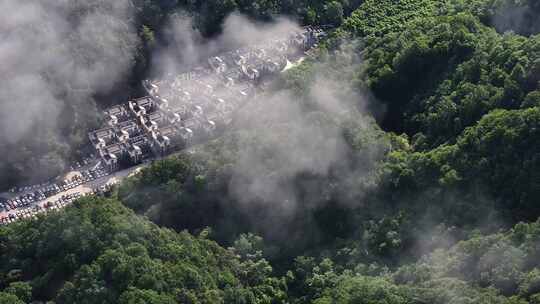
[89,27,326,171]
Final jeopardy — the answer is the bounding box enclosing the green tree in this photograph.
[323,1,344,26]
[4,282,32,303]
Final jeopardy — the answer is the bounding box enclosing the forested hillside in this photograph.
[3,0,540,303]
[0,198,286,303]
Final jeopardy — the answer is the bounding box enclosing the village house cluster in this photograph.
[90,27,326,172]
[0,27,326,225]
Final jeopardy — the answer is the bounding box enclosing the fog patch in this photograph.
[0,0,139,185]
[491,0,540,36]
[225,46,387,239]
[151,12,300,77]
[144,12,387,242]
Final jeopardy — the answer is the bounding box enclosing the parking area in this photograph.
[0,159,145,226]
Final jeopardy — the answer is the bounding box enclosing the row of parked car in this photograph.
[0,192,84,225]
[7,156,97,194]
[92,182,118,195]
[1,163,111,214]
[69,155,95,171]
[0,192,45,212]
[0,181,119,226]
[1,205,43,225]
[78,166,110,183]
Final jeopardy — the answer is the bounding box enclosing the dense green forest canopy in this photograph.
[0,198,287,303]
[6,197,540,303]
[3,0,540,303]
